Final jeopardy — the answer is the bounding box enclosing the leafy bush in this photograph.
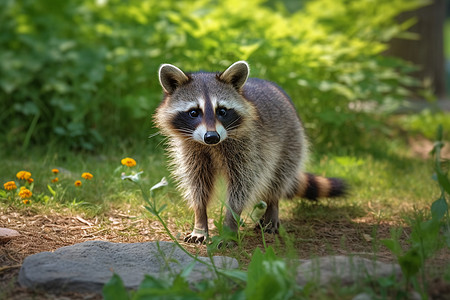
[0,0,428,151]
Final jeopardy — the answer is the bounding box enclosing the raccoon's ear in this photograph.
[218,61,249,90]
[158,64,190,94]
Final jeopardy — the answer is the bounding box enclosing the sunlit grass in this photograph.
[0,125,444,237]
[0,143,173,217]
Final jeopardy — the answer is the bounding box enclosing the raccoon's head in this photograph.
[155,61,254,145]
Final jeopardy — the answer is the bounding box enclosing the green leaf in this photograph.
[179,260,196,279]
[436,170,450,194]
[436,124,443,142]
[102,273,130,300]
[47,184,56,197]
[157,204,167,214]
[245,247,294,300]
[444,227,450,248]
[217,269,247,283]
[431,196,448,221]
[134,274,201,300]
[398,248,422,279]
[144,205,157,216]
[381,228,403,257]
[138,274,168,290]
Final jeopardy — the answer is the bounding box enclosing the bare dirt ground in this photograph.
[1,205,449,299]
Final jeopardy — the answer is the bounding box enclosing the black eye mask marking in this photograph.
[217,108,241,130]
[171,110,202,133]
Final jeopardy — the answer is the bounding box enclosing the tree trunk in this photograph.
[385,0,446,99]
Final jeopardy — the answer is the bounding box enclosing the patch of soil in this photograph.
[408,136,450,160]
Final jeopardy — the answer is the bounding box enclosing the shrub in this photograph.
[0,0,428,151]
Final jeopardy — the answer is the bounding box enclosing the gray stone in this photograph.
[296,255,401,286]
[0,227,20,242]
[352,291,420,300]
[19,240,238,294]
[352,293,374,300]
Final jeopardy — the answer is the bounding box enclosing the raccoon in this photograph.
[154,61,346,243]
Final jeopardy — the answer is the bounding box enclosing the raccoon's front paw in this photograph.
[184,229,208,244]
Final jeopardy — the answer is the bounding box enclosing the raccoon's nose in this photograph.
[204,131,220,145]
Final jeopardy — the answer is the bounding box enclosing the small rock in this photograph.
[353,293,373,300]
[19,240,238,294]
[0,227,20,242]
[296,255,401,286]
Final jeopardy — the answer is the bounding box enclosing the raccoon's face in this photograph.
[156,61,251,146]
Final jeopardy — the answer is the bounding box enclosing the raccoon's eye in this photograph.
[217,107,227,117]
[189,109,200,118]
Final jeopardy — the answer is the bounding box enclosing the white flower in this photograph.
[150,177,168,191]
[121,171,143,183]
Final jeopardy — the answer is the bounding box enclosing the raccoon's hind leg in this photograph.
[256,200,280,234]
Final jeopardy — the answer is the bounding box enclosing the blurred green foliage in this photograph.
[0,0,428,151]
[400,110,450,140]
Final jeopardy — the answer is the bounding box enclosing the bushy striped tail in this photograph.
[296,173,347,200]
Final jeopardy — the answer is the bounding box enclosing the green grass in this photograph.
[0,141,174,216]
[0,122,441,224]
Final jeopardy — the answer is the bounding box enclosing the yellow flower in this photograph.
[22,199,31,205]
[3,181,17,191]
[74,180,82,187]
[121,157,137,167]
[51,177,59,183]
[27,178,34,184]
[16,171,32,180]
[52,169,59,174]
[81,172,93,180]
[19,188,32,199]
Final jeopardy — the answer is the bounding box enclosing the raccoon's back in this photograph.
[242,78,303,135]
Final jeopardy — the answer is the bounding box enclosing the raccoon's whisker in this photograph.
[148,131,161,139]
[176,129,194,135]
[225,117,242,131]
[177,131,195,138]
[156,136,169,149]
[226,125,240,132]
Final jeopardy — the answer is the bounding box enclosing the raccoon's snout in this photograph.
[204,131,220,145]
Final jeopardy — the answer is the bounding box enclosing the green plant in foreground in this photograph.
[103,170,303,300]
[382,125,450,298]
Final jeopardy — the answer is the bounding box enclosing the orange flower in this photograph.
[74,180,82,187]
[51,177,59,183]
[81,172,93,180]
[3,181,17,191]
[16,171,32,180]
[19,188,32,199]
[22,199,31,205]
[27,178,34,184]
[121,157,136,167]
[52,169,59,174]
